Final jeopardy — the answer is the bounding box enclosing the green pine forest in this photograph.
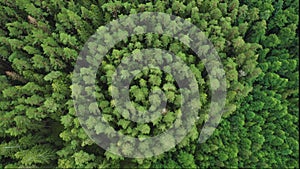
[0,0,299,168]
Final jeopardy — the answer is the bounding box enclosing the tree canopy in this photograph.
[0,0,298,168]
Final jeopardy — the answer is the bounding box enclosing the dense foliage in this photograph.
[0,0,298,168]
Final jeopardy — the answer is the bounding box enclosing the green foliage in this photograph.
[0,0,298,168]
[15,145,56,166]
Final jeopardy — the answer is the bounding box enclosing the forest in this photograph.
[0,0,299,168]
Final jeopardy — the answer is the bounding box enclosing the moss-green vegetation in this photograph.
[0,0,298,168]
